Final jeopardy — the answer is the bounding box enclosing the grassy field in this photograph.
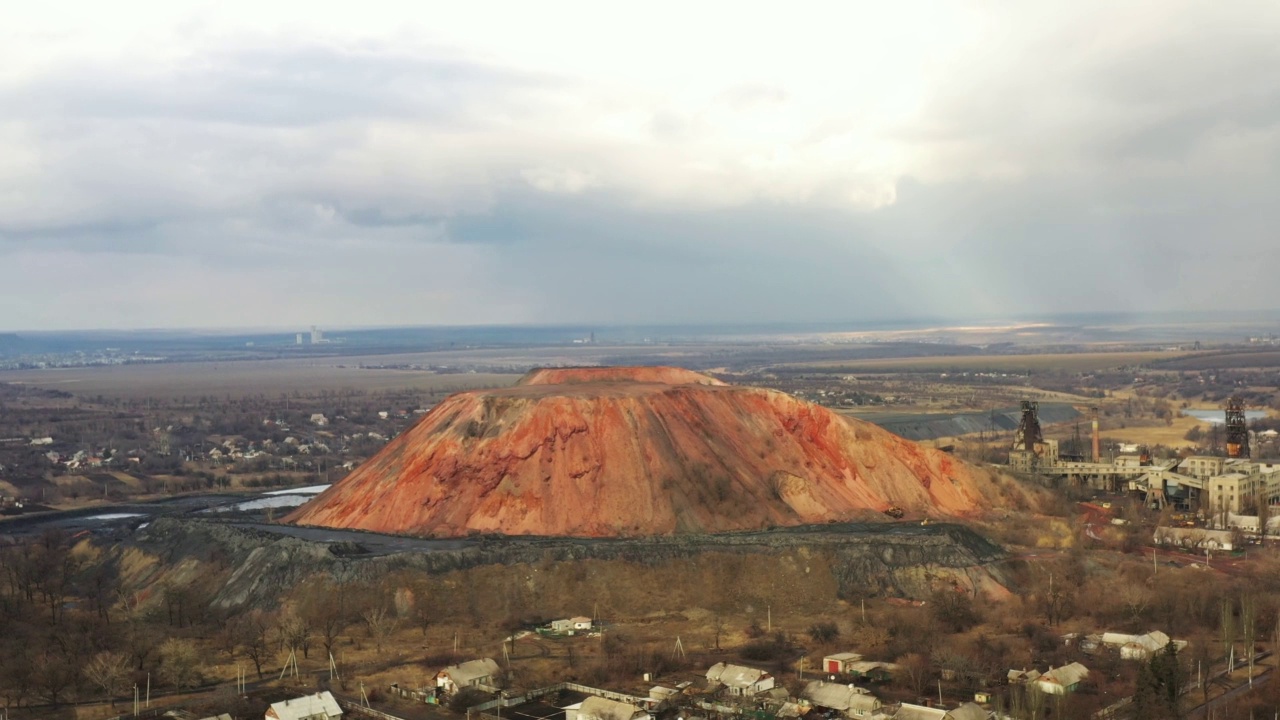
[781,350,1195,374]
[1154,349,1280,370]
[0,359,520,399]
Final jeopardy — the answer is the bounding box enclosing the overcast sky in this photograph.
[3,1,1278,330]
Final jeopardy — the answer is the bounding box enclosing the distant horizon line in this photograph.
[5,308,1280,336]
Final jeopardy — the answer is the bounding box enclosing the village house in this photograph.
[800,680,881,718]
[436,658,500,694]
[706,662,775,696]
[265,691,342,720]
[948,704,990,720]
[569,696,650,720]
[1032,663,1089,695]
[550,616,594,634]
[823,652,863,675]
[1096,631,1185,660]
[1007,668,1041,684]
[1120,631,1184,661]
[894,703,951,720]
[310,413,329,426]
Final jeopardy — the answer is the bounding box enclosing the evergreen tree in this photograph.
[1133,642,1184,719]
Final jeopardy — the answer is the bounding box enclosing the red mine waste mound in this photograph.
[286,367,1009,537]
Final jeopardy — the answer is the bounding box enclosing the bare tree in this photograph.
[158,638,202,690]
[1220,598,1236,674]
[83,651,129,707]
[896,653,933,697]
[362,607,398,654]
[234,609,277,680]
[279,610,314,660]
[0,642,34,710]
[1241,594,1257,681]
[1120,582,1152,625]
[299,582,348,658]
[32,648,77,707]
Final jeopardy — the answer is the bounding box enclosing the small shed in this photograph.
[845,661,895,683]
[823,652,863,675]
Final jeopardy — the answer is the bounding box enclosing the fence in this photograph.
[338,697,410,720]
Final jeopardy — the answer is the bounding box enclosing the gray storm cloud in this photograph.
[1,2,1279,330]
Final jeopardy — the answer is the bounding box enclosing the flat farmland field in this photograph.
[0,359,520,399]
[781,350,1195,374]
[1154,350,1280,370]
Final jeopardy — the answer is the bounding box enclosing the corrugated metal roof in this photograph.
[440,658,500,686]
[267,691,342,720]
[578,695,647,720]
[707,662,769,688]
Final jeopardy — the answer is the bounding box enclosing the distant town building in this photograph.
[1179,456,1227,479]
[1207,471,1267,514]
[310,414,329,427]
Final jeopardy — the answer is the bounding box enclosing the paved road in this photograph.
[1187,666,1272,719]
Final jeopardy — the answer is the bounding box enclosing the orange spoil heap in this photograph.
[284,367,991,537]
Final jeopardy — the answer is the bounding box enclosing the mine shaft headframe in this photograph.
[1225,396,1250,459]
[1014,400,1044,453]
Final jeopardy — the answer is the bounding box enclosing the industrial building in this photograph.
[1006,398,1278,513]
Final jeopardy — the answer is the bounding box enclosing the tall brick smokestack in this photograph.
[1091,408,1100,462]
[1090,409,1100,458]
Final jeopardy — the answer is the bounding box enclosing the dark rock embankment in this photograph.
[132,518,1008,610]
